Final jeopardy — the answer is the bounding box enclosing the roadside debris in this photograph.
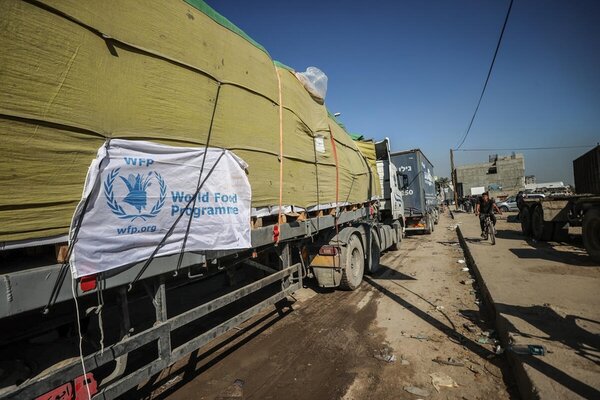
[373,347,396,363]
[404,386,430,397]
[457,259,466,264]
[468,365,481,374]
[409,333,430,341]
[461,279,475,285]
[215,379,245,399]
[510,344,546,356]
[430,372,459,392]
[477,337,499,345]
[433,356,464,367]
[463,322,478,333]
[461,267,469,272]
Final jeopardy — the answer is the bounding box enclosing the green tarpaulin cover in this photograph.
[0,0,381,243]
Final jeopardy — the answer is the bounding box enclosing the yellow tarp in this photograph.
[0,0,379,242]
[355,140,383,199]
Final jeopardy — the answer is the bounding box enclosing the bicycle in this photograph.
[483,214,496,245]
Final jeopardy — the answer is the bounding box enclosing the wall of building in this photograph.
[455,154,525,197]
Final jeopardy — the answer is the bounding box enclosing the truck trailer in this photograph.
[520,145,600,263]
[390,149,439,234]
[0,1,406,399]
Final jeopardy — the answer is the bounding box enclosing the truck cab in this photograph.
[375,138,405,224]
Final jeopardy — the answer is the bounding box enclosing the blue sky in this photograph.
[206,0,599,184]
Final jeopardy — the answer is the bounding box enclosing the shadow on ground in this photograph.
[496,303,600,399]
[363,277,520,399]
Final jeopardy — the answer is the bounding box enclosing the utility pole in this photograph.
[450,148,459,210]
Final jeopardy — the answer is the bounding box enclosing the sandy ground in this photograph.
[455,211,600,400]
[136,212,518,399]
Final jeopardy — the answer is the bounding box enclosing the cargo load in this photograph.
[0,0,381,245]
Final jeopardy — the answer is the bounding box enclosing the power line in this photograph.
[455,0,514,150]
[455,144,597,152]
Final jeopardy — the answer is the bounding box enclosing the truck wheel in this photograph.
[500,206,509,212]
[367,229,381,274]
[583,208,600,263]
[424,215,433,234]
[521,206,532,236]
[388,222,402,251]
[531,205,553,241]
[339,234,365,290]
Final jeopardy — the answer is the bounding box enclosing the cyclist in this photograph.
[475,192,502,238]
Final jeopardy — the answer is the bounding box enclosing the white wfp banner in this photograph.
[70,140,252,278]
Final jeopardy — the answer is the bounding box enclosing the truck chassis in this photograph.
[1,204,401,399]
[520,195,600,262]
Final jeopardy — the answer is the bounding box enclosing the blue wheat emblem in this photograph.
[104,168,167,221]
[120,173,152,213]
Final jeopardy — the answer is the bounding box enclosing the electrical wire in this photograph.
[455,0,514,150]
[455,144,597,152]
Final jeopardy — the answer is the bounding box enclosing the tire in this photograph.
[582,208,600,263]
[424,215,433,235]
[388,222,402,251]
[521,206,532,236]
[531,205,553,241]
[339,234,365,290]
[367,229,381,274]
[489,221,496,245]
[500,206,509,212]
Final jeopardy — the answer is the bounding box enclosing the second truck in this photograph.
[391,149,439,234]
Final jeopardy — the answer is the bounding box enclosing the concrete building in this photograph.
[455,153,525,198]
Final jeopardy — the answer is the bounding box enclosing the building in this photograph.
[455,153,525,198]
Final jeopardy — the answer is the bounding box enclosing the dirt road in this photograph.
[137,213,518,399]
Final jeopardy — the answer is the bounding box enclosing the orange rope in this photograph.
[328,124,340,207]
[328,124,341,269]
[275,66,284,239]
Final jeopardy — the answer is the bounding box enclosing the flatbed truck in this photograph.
[0,139,405,399]
[520,145,600,263]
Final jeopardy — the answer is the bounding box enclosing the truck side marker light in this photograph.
[319,245,340,256]
[80,275,97,292]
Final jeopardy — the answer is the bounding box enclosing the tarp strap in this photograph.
[328,125,340,207]
[128,149,228,290]
[275,66,284,237]
[174,83,222,276]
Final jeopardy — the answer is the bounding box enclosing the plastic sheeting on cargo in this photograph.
[0,0,380,243]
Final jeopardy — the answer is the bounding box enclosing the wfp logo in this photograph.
[104,167,167,222]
